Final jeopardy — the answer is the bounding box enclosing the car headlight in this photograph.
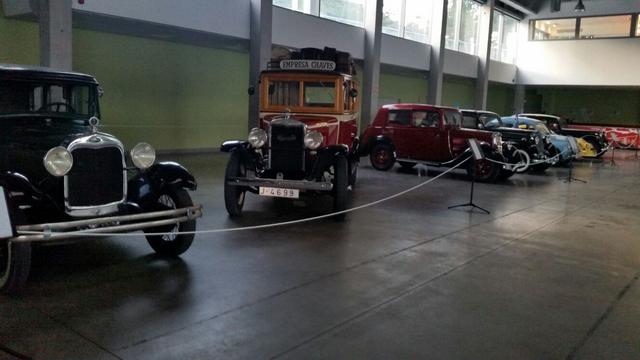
[492,132,503,148]
[130,142,156,169]
[43,146,73,177]
[248,128,268,148]
[304,131,324,150]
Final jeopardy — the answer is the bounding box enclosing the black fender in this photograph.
[0,172,43,200]
[127,162,197,208]
[221,140,250,153]
[309,145,349,180]
[360,135,395,156]
[349,137,360,161]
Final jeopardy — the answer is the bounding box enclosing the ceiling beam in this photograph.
[499,0,536,15]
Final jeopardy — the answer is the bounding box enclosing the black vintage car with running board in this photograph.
[0,64,202,294]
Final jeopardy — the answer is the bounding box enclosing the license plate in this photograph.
[0,186,13,239]
[259,187,299,199]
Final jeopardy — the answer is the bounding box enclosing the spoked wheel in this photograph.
[224,149,249,217]
[466,155,500,183]
[144,188,196,256]
[369,143,395,171]
[332,156,350,221]
[0,208,31,295]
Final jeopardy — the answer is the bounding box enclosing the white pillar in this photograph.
[428,0,449,105]
[475,0,496,110]
[249,0,272,130]
[362,0,383,125]
[38,0,72,70]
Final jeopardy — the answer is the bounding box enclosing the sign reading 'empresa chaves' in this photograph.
[280,60,336,71]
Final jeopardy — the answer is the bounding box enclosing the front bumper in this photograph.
[227,176,333,192]
[10,205,203,243]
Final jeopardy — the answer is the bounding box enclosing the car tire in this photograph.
[498,169,515,180]
[224,149,247,217]
[369,143,395,171]
[466,154,500,183]
[145,188,196,257]
[348,158,358,189]
[332,156,349,221]
[0,208,31,295]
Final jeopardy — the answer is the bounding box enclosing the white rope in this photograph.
[19,156,474,238]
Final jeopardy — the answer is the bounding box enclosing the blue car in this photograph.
[501,116,578,164]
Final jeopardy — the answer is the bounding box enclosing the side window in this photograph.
[444,110,462,126]
[268,80,300,107]
[462,115,477,128]
[388,110,411,126]
[412,111,440,128]
[480,114,501,129]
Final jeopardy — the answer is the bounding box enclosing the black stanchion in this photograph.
[448,139,490,214]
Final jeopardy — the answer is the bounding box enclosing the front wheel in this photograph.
[466,154,500,183]
[332,156,350,221]
[145,188,196,256]
[1,208,31,295]
[224,150,248,217]
[370,143,395,171]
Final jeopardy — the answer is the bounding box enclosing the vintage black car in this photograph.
[0,65,202,294]
[461,110,558,173]
[221,48,359,220]
[520,113,608,157]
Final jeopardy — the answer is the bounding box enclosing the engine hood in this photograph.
[261,113,340,130]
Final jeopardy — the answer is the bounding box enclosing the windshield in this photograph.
[0,80,98,118]
[534,123,551,135]
[265,76,339,111]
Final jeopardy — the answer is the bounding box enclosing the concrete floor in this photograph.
[1,151,640,359]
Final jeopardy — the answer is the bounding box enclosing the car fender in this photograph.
[309,145,349,179]
[361,135,394,156]
[127,162,197,207]
[220,140,250,153]
[0,171,48,207]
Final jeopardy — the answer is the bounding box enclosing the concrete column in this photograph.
[361,0,383,125]
[38,0,72,70]
[249,0,272,130]
[474,0,495,110]
[428,0,449,105]
[514,84,525,114]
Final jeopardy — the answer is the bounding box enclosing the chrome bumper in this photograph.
[10,205,203,243]
[227,177,333,191]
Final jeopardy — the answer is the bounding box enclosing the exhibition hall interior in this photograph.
[1,0,640,358]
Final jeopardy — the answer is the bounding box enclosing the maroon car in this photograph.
[360,104,512,182]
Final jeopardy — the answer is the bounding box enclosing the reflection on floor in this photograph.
[2,151,640,359]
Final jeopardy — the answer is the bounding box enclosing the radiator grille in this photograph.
[269,121,305,172]
[66,147,124,207]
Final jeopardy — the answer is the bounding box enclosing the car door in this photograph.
[385,109,413,158]
[411,110,449,162]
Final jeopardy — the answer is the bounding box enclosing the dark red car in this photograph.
[360,104,512,182]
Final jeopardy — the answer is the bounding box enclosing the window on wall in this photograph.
[490,12,503,61]
[382,0,403,36]
[496,14,518,63]
[445,0,482,55]
[637,16,640,36]
[273,0,314,14]
[320,0,366,27]
[532,18,577,40]
[579,15,632,39]
[381,0,433,43]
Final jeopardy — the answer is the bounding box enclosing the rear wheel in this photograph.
[370,143,395,171]
[224,150,248,217]
[145,188,196,256]
[0,208,31,295]
[332,156,349,221]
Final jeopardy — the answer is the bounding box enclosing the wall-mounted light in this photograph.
[574,0,586,12]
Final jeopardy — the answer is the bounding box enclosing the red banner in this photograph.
[566,125,640,149]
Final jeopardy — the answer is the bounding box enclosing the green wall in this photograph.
[487,83,515,115]
[442,76,475,109]
[1,7,249,151]
[378,71,429,105]
[526,87,640,126]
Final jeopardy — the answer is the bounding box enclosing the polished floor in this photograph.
[2,151,640,359]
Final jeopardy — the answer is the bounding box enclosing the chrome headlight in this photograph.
[43,146,73,177]
[492,132,503,148]
[304,131,324,150]
[248,128,268,148]
[130,142,156,169]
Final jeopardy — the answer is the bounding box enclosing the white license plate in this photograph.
[0,186,13,239]
[259,187,300,199]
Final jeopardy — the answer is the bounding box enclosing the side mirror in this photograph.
[98,87,104,98]
[248,86,255,96]
[349,88,358,98]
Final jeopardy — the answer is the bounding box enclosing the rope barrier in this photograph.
[18,156,474,238]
